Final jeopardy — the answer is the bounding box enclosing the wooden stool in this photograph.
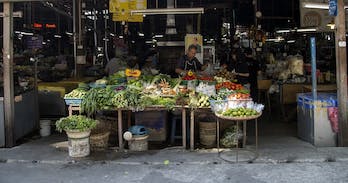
[68,105,81,116]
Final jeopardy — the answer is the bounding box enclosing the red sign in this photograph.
[33,23,43,28]
[45,24,56,29]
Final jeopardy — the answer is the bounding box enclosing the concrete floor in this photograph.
[1,134,348,164]
[2,132,348,182]
[1,104,345,183]
[1,159,348,183]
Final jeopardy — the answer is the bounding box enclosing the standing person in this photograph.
[105,52,127,76]
[233,50,250,85]
[244,48,260,101]
[175,45,204,77]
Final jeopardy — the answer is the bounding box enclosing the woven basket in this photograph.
[93,116,113,135]
[90,131,110,151]
[215,113,262,121]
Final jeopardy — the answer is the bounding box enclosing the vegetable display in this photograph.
[111,90,128,109]
[222,108,259,117]
[81,88,116,116]
[126,88,146,111]
[125,69,141,77]
[64,88,87,99]
[216,82,243,91]
[182,70,197,80]
[70,70,265,116]
[189,92,210,108]
[215,68,235,81]
[108,71,126,85]
[56,115,97,132]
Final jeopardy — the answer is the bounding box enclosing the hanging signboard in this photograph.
[300,0,348,32]
[329,0,338,16]
[185,34,203,64]
[111,0,129,22]
[110,0,146,22]
[109,0,119,13]
[26,36,43,50]
[128,0,146,22]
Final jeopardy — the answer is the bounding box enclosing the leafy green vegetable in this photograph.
[65,88,87,99]
[56,115,97,132]
[81,88,116,116]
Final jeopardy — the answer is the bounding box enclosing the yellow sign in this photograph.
[128,0,146,22]
[110,0,146,22]
[111,0,129,22]
[109,0,119,13]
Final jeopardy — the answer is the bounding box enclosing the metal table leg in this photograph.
[243,120,247,148]
[217,118,220,150]
[117,109,123,150]
[236,121,239,162]
[190,110,195,151]
[255,119,258,152]
[182,108,187,149]
[218,118,259,163]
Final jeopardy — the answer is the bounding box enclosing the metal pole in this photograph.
[197,14,201,34]
[310,37,317,100]
[73,0,77,77]
[3,2,15,147]
[93,0,97,65]
[335,0,348,146]
[104,2,109,63]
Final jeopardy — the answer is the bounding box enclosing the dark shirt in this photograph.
[235,61,249,85]
[246,57,260,85]
[176,55,203,72]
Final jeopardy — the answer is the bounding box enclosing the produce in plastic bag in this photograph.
[288,55,304,76]
[328,107,339,133]
[220,126,242,148]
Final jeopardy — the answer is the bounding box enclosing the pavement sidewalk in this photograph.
[1,135,348,165]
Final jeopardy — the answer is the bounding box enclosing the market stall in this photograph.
[63,69,264,151]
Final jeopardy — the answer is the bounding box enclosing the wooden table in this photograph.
[303,84,337,93]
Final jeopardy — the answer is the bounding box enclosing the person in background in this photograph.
[54,51,68,71]
[244,48,261,101]
[105,52,127,76]
[127,56,140,70]
[233,50,250,85]
[175,45,204,77]
[191,37,202,53]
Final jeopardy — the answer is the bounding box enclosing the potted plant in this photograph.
[56,115,97,158]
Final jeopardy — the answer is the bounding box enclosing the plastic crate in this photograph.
[89,83,106,88]
[64,98,83,105]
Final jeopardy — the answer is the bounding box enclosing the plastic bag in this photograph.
[328,107,339,133]
[288,56,304,75]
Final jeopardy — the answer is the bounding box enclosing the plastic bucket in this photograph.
[66,130,91,158]
[128,135,149,151]
[40,120,51,137]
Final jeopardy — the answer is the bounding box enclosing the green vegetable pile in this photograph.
[64,88,87,99]
[141,95,176,110]
[222,108,259,117]
[111,90,128,109]
[81,88,116,116]
[210,88,234,101]
[108,71,126,85]
[56,115,97,132]
[189,92,210,108]
[125,88,146,111]
[220,126,241,148]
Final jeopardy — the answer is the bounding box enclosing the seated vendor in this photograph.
[175,45,204,77]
